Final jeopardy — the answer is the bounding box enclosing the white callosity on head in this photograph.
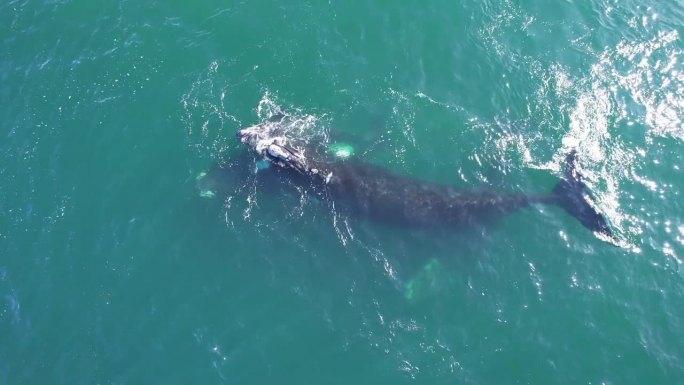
[267,143,291,161]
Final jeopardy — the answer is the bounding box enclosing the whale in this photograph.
[226,115,613,238]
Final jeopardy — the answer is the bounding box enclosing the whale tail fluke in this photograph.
[552,151,613,237]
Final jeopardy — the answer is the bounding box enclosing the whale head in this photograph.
[236,113,290,150]
[237,117,312,174]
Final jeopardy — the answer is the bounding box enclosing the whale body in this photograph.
[230,116,613,237]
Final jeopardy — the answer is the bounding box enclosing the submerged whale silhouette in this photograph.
[227,116,613,238]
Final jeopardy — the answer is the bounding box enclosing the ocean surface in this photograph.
[2,1,683,384]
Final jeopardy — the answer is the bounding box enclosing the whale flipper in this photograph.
[552,151,613,237]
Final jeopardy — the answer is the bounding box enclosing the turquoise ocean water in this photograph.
[2,1,684,384]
